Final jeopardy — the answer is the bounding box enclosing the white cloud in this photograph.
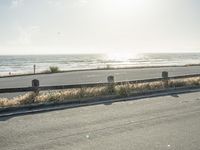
[47,0,88,9]
[47,0,63,9]
[79,0,88,4]
[7,26,40,45]
[18,26,40,45]
[74,0,88,7]
[10,0,24,8]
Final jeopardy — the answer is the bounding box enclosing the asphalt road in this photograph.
[0,91,200,150]
[0,66,200,98]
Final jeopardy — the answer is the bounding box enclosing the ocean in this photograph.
[0,53,200,75]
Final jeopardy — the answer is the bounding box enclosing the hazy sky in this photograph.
[0,0,200,54]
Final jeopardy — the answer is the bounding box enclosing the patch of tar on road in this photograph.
[179,100,189,103]
[171,94,179,98]
[196,97,200,101]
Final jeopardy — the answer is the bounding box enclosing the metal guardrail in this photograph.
[0,72,200,94]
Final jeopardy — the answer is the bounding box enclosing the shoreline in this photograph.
[0,64,200,78]
[1,63,200,78]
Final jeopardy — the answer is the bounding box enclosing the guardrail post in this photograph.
[162,71,168,88]
[33,64,36,74]
[107,75,115,93]
[32,79,40,95]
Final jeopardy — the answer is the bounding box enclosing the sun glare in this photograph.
[105,52,139,61]
[108,0,147,11]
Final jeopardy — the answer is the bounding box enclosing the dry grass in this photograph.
[0,77,200,108]
[34,86,109,103]
[0,92,37,107]
[168,77,200,87]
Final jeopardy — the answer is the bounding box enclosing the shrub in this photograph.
[18,92,37,104]
[116,85,130,97]
[49,66,60,73]
[105,64,111,69]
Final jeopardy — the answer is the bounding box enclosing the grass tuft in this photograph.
[49,66,60,73]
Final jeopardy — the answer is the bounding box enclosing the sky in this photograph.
[0,0,200,54]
